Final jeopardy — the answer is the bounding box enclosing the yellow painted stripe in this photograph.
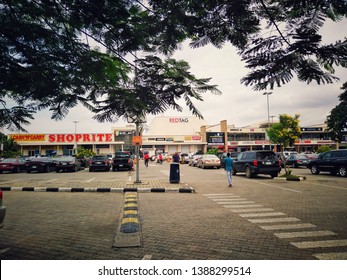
[124,210,138,215]
[125,199,137,202]
[121,217,139,224]
[124,203,137,207]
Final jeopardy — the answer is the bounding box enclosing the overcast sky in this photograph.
[8,18,347,134]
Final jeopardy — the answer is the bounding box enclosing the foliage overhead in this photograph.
[1,0,347,131]
[326,82,347,143]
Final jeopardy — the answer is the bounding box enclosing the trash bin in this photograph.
[169,162,180,183]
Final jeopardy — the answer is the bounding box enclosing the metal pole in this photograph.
[73,121,79,155]
[134,121,141,183]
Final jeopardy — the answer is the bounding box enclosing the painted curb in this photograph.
[0,186,195,193]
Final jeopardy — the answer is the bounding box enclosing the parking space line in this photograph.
[0,179,22,185]
[239,177,302,193]
[86,178,95,183]
[302,181,347,191]
[45,179,57,183]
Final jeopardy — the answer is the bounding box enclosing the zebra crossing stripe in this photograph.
[291,239,347,249]
[211,198,246,201]
[248,217,300,223]
[260,223,316,230]
[223,204,264,208]
[230,208,274,213]
[240,212,286,217]
[217,201,255,204]
[313,252,347,260]
[274,230,337,239]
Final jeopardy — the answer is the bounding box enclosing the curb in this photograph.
[0,186,195,193]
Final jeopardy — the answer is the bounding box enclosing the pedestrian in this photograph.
[172,152,180,163]
[224,152,233,187]
[157,153,163,164]
[144,152,149,167]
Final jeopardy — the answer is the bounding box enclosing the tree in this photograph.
[1,1,347,130]
[0,132,21,158]
[267,114,301,174]
[326,82,347,148]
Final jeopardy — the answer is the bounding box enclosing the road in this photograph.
[0,161,346,260]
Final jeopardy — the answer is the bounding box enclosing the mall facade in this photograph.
[8,116,344,157]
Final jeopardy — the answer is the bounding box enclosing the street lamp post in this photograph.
[263,92,272,150]
[73,121,79,155]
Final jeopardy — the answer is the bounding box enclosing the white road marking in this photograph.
[313,252,347,260]
[291,239,347,249]
[239,177,302,193]
[0,179,22,185]
[240,212,286,217]
[223,204,264,208]
[260,223,316,230]
[86,178,95,183]
[217,201,255,205]
[274,230,337,239]
[248,217,301,223]
[45,179,57,183]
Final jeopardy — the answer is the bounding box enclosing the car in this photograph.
[197,154,221,169]
[0,189,6,229]
[0,158,27,173]
[283,151,298,158]
[180,153,190,164]
[285,154,310,168]
[112,151,133,171]
[218,152,239,168]
[76,156,89,168]
[232,150,281,178]
[307,149,347,176]
[55,156,82,172]
[25,156,56,173]
[89,155,111,172]
[189,154,202,166]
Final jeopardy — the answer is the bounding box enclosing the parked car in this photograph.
[0,189,6,229]
[285,154,310,168]
[283,151,298,158]
[307,149,347,176]
[0,158,27,173]
[197,154,221,169]
[55,156,81,172]
[89,155,111,172]
[25,157,56,173]
[112,151,133,171]
[180,153,190,164]
[189,154,202,166]
[76,156,89,168]
[218,152,239,168]
[232,150,281,178]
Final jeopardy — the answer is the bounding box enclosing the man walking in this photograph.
[224,152,233,187]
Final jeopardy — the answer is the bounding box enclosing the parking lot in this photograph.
[0,161,347,260]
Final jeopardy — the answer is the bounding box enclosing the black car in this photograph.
[25,157,56,173]
[285,154,310,168]
[112,151,133,171]
[89,155,111,172]
[307,149,347,177]
[55,156,81,172]
[232,150,281,178]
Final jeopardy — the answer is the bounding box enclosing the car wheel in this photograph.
[270,173,278,178]
[232,168,237,175]
[14,166,20,173]
[245,167,252,178]
[338,166,347,177]
[310,165,320,175]
[292,163,297,168]
[89,168,92,172]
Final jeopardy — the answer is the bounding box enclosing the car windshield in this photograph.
[55,157,74,162]
[93,156,106,160]
[115,153,130,158]
[1,158,18,163]
[29,157,52,162]
[257,152,276,160]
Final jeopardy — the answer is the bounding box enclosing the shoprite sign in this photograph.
[10,133,113,143]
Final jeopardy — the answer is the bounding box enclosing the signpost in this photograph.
[127,112,146,184]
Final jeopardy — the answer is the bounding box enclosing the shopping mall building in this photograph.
[8,116,345,157]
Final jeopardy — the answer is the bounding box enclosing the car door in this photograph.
[319,151,333,172]
[234,152,249,172]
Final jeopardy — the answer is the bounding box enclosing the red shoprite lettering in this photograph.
[48,133,113,143]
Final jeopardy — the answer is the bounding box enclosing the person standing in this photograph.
[224,152,233,187]
[144,152,149,167]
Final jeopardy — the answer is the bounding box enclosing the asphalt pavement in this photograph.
[0,162,346,260]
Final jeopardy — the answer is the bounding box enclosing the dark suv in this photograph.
[89,155,111,172]
[307,149,347,177]
[232,150,281,178]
